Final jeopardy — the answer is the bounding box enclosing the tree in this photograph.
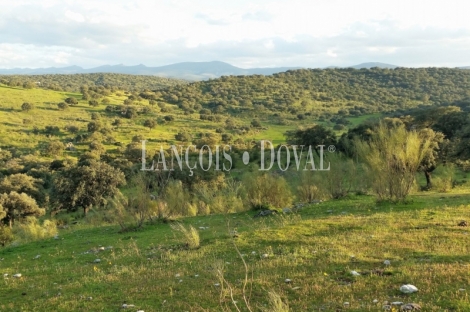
[89,100,99,107]
[285,124,337,155]
[52,160,126,216]
[418,128,445,189]
[21,102,34,111]
[57,102,69,110]
[45,141,65,157]
[0,173,46,205]
[0,192,45,228]
[143,119,156,129]
[87,121,102,133]
[251,119,262,128]
[65,97,78,105]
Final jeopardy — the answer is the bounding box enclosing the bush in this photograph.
[163,180,191,216]
[170,222,200,249]
[242,172,293,210]
[13,217,58,242]
[21,102,34,111]
[0,226,14,247]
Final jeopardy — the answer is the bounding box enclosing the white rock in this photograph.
[285,278,292,283]
[175,273,180,278]
[194,274,199,277]
[251,251,256,255]
[384,260,391,266]
[459,288,466,292]
[350,270,361,276]
[373,299,378,303]
[137,310,144,312]
[262,253,269,258]
[53,235,59,240]
[343,302,350,306]
[93,259,101,263]
[179,279,183,283]
[391,301,404,305]
[3,273,8,278]
[13,273,22,278]
[400,284,418,294]
[98,247,105,251]
[292,286,301,290]
[214,283,220,287]
[122,304,135,308]
[87,297,93,300]
[34,255,41,259]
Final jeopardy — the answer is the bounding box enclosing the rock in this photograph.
[33,255,41,260]
[400,303,421,311]
[458,220,468,227]
[459,288,465,292]
[284,278,292,283]
[400,284,418,294]
[384,260,391,266]
[53,235,59,240]
[13,273,22,278]
[121,303,135,308]
[3,273,8,278]
[93,259,101,263]
[373,299,378,303]
[261,253,269,259]
[282,208,292,214]
[350,270,361,276]
[98,247,105,251]
[253,209,277,218]
[87,297,93,300]
[391,301,404,305]
[214,283,220,287]
[175,273,180,278]
[343,302,350,307]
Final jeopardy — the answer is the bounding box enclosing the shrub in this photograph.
[14,217,58,242]
[170,222,200,249]
[0,226,14,247]
[242,172,293,210]
[163,180,191,216]
[21,102,34,111]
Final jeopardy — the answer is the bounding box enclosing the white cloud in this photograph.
[0,0,469,68]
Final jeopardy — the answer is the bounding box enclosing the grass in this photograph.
[1,192,469,311]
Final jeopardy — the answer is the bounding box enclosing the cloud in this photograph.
[0,1,469,69]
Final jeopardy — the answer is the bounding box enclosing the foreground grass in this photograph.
[1,193,469,311]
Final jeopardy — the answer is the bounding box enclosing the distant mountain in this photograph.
[0,61,300,80]
[348,62,399,69]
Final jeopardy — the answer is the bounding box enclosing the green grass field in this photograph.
[1,192,469,311]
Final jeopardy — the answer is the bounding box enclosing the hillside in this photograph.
[1,193,469,311]
[157,67,470,120]
[0,73,186,93]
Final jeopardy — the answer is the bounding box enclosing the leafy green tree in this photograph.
[0,192,45,228]
[87,121,102,132]
[143,119,156,129]
[0,173,46,205]
[88,100,99,107]
[285,124,337,155]
[45,141,65,157]
[21,102,34,111]
[57,102,69,110]
[65,97,78,105]
[52,160,125,215]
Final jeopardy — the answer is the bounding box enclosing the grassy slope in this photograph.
[0,85,368,153]
[1,191,469,311]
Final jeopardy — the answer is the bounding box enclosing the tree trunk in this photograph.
[83,205,90,216]
[425,171,432,189]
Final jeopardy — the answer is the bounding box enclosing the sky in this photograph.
[0,0,469,69]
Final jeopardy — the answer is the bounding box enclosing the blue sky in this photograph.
[1,0,469,68]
